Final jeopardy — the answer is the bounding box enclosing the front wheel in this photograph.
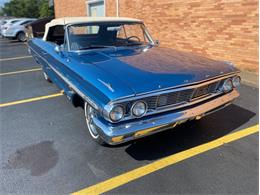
[17,32,26,42]
[84,103,106,145]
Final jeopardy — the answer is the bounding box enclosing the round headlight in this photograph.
[222,79,233,92]
[132,101,147,117]
[109,105,124,122]
[232,76,241,88]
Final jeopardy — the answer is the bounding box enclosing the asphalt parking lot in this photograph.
[0,39,259,194]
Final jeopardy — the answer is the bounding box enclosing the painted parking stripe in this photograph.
[0,92,64,108]
[0,40,12,43]
[0,68,41,76]
[0,42,26,46]
[0,55,32,62]
[72,124,259,195]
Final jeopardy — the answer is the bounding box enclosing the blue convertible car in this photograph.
[28,17,241,145]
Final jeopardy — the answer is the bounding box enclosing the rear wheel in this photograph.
[17,32,26,42]
[43,71,52,83]
[84,103,106,145]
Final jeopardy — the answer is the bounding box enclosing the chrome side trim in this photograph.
[29,46,99,110]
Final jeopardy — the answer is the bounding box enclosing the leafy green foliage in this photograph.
[39,1,54,18]
[1,0,54,18]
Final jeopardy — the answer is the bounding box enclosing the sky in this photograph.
[0,0,10,7]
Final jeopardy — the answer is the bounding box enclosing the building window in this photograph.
[87,0,105,17]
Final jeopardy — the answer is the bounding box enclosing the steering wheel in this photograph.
[126,36,141,43]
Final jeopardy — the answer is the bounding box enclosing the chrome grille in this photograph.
[123,79,224,115]
[157,89,193,107]
[191,81,219,99]
[146,80,222,110]
[142,96,157,109]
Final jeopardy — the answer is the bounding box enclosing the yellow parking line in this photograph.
[0,92,64,108]
[72,124,259,195]
[0,68,41,76]
[0,55,32,62]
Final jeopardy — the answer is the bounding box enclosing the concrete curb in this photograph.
[240,71,259,88]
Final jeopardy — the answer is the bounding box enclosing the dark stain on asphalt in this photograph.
[4,141,58,176]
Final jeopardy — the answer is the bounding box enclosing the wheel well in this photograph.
[71,93,84,108]
[16,31,25,38]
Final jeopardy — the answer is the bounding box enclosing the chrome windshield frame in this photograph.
[64,21,155,53]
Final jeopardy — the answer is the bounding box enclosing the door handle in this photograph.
[41,51,47,55]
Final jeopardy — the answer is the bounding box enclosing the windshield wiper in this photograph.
[126,42,145,47]
[79,45,116,50]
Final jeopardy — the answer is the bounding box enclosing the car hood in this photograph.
[73,46,238,99]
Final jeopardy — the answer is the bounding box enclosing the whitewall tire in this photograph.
[84,102,106,145]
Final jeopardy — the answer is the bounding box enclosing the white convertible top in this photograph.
[43,17,142,40]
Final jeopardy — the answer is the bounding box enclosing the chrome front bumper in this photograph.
[93,90,239,145]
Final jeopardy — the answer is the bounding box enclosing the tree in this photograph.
[39,1,54,18]
[0,0,54,18]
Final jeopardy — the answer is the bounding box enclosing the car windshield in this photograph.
[67,22,153,51]
[0,21,7,25]
[10,20,21,24]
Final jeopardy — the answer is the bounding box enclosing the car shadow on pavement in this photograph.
[4,39,20,43]
[124,104,256,161]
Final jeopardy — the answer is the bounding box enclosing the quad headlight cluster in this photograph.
[131,101,147,117]
[232,76,241,88]
[222,76,241,93]
[109,105,125,122]
[106,100,148,122]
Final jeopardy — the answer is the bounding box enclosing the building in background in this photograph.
[54,0,258,72]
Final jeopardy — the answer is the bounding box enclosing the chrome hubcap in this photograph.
[19,33,26,41]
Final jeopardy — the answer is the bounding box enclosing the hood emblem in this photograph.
[205,74,210,78]
[98,79,115,92]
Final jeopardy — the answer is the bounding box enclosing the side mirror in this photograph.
[154,40,160,47]
[54,45,61,53]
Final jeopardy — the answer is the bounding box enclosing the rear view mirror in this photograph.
[154,40,160,46]
[107,26,122,31]
[54,44,64,54]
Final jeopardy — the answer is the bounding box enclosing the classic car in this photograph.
[27,17,241,145]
